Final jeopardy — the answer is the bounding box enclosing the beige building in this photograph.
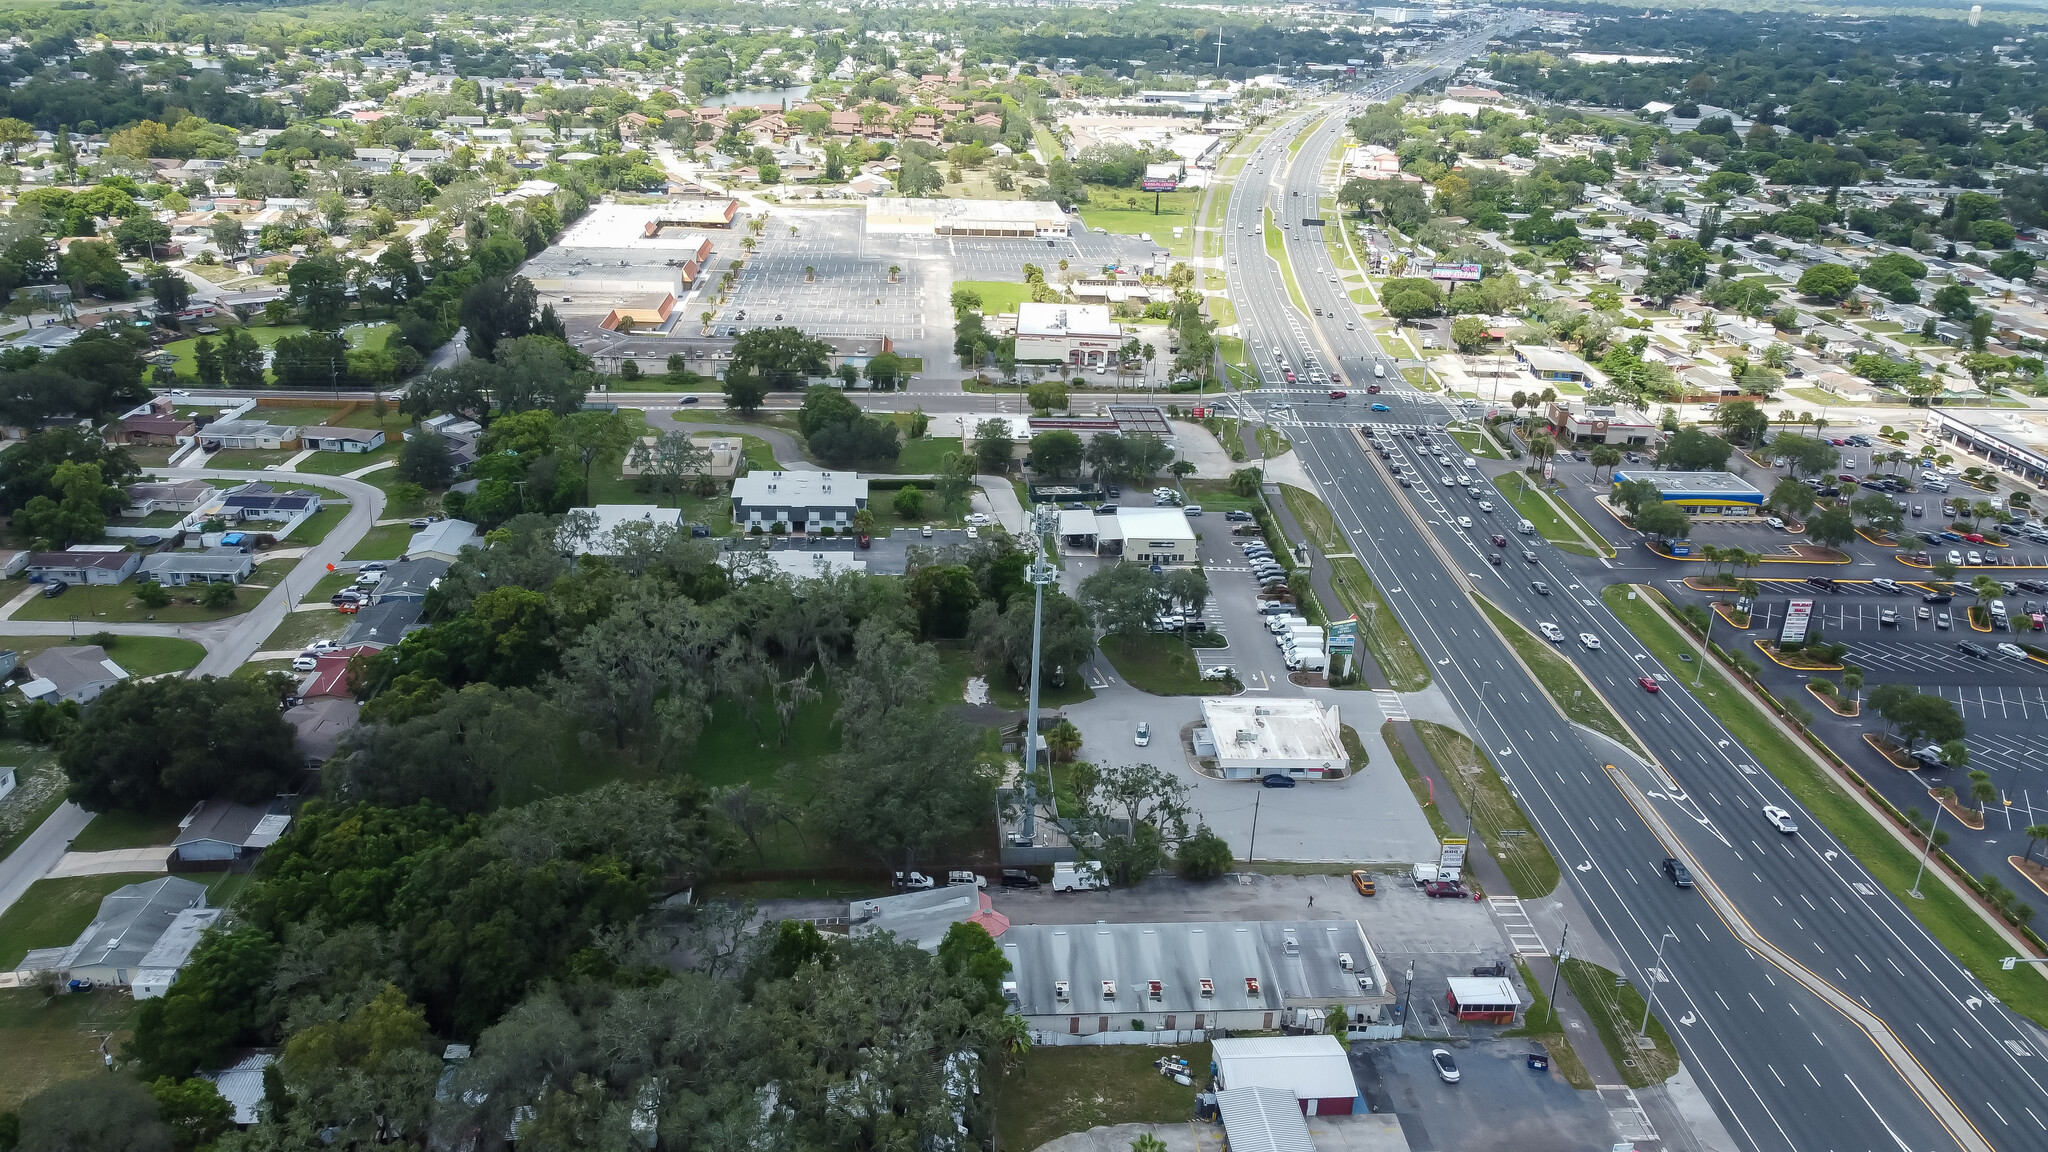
[1016,302,1124,367]
[864,197,1070,238]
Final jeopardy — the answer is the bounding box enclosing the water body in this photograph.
[699,86,811,109]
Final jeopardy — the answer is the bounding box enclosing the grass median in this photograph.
[1332,557,1430,691]
[1492,471,1610,558]
[1473,595,1644,757]
[1263,207,1310,315]
[1384,721,1452,839]
[1560,958,1679,1089]
[1604,583,2048,1026]
[1413,720,1561,899]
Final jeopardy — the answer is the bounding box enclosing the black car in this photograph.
[1959,640,1992,660]
[1805,576,1836,591]
[39,579,67,598]
[1261,773,1297,788]
[1922,592,1954,604]
[999,869,1041,890]
[1662,856,1694,888]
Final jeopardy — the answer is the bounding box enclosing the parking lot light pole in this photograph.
[1695,607,1714,687]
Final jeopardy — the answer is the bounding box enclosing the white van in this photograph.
[1516,518,1536,535]
[1374,362,1386,379]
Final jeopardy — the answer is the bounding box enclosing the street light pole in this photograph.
[1547,921,1570,1025]
[1247,788,1263,863]
[1639,929,1680,1040]
[1695,603,1714,687]
[1909,796,1944,900]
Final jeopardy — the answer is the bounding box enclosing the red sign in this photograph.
[1191,407,1208,418]
[325,563,336,572]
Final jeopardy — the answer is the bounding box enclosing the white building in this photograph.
[864,197,1069,238]
[1113,507,1196,565]
[1015,303,1124,368]
[730,470,870,532]
[408,519,480,563]
[562,504,687,554]
[1200,698,1348,781]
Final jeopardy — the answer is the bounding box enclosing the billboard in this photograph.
[1782,598,1814,646]
[1141,176,1179,192]
[1425,262,1484,282]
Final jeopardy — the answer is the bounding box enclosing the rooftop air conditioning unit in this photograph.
[1101,980,1117,999]
[1199,978,1214,997]
[1054,981,1069,1001]
[1339,953,1354,971]
[1357,974,1375,991]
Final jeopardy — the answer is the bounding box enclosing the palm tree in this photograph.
[2023,823,2048,865]
[1973,575,2004,624]
[1842,666,1864,712]
[1591,444,1622,478]
[1046,719,1082,763]
[1526,432,1558,474]
[1970,769,1998,816]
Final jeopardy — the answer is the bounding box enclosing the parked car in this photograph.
[290,656,319,672]
[1000,869,1041,889]
[1135,722,1151,747]
[892,871,936,890]
[1261,773,1297,788]
[1350,870,1377,897]
[39,580,66,598]
[1421,879,1468,899]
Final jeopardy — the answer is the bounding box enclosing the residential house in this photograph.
[172,797,293,864]
[407,519,479,563]
[368,557,447,604]
[216,484,322,522]
[14,876,215,995]
[200,419,299,451]
[562,505,685,554]
[138,547,255,587]
[26,548,141,586]
[285,696,358,766]
[118,412,196,446]
[299,426,386,453]
[19,644,130,704]
[124,479,216,515]
[340,600,428,649]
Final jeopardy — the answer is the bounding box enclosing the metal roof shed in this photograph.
[1445,975,1520,1022]
[1217,1085,1317,1152]
[1212,1035,1358,1114]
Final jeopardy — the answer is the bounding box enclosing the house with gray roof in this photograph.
[14,876,211,990]
[20,644,130,704]
[139,547,255,587]
[173,797,293,863]
[407,519,478,563]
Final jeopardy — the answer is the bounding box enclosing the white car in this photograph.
[1762,805,1799,834]
[1764,517,1784,529]
[168,388,189,397]
[1949,550,1964,566]
[305,640,339,655]
[1478,500,1495,513]
[1456,516,1474,529]
[1536,621,1565,642]
[1579,633,1602,650]
[1201,665,1235,680]
[964,513,991,526]
[1999,642,2028,660]
[1968,550,1984,565]
[965,526,979,540]
[1135,722,1151,747]
[290,656,319,672]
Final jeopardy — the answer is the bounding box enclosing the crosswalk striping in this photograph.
[1374,689,1408,721]
[1489,896,1550,958]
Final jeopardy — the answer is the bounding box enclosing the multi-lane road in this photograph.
[1218,36,2048,1152]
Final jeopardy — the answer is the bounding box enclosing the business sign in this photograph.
[1438,838,1467,878]
[1425,262,1484,282]
[1782,598,1814,646]
[1141,176,1179,192]
[1329,618,1358,653]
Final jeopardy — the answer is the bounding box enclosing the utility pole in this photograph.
[1639,929,1679,1040]
[1023,506,1059,821]
[1246,788,1263,862]
[1546,920,1570,1024]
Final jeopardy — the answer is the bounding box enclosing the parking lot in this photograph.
[1192,513,1298,694]
[1351,1043,1633,1152]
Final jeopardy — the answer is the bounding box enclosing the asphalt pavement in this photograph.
[1211,48,2047,1152]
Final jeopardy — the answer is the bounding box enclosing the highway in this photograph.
[1217,31,2048,1152]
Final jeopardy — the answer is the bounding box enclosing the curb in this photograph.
[1750,638,1844,671]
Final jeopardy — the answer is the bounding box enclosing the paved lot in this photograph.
[1195,521,1294,694]
[1352,1042,1626,1152]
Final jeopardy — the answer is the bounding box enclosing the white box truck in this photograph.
[1052,861,1107,891]
[1291,651,1329,673]
[1268,614,1307,634]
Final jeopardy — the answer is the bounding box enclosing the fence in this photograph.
[1032,1028,1208,1048]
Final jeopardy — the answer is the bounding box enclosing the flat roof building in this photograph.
[1512,344,1592,383]
[865,197,1069,238]
[1925,410,2048,487]
[847,886,1008,952]
[1114,506,1195,565]
[1016,302,1123,367]
[1610,470,1763,513]
[730,470,869,531]
[1000,919,1394,1039]
[1200,698,1348,781]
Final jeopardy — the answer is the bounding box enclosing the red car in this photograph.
[1329,390,1347,399]
[1366,384,1381,394]
[1421,879,1469,899]
[1964,533,1985,544]
[1638,676,1660,693]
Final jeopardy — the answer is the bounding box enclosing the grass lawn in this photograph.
[299,571,356,605]
[291,439,405,478]
[1447,427,1502,460]
[1206,295,1237,328]
[1604,584,2048,1026]
[953,280,1035,314]
[1412,720,1561,899]
[0,635,203,678]
[1100,633,1211,695]
[0,988,140,1110]
[10,581,245,625]
[259,610,352,654]
[1560,958,1679,1089]
[1077,186,1197,257]
[1329,557,1431,691]
[1384,721,1453,839]
[933,644,1097,712]
[1504,959,1596,1089]
[69,804,187,852]
[1282,484,1343,553]
[1493,472,1608,558]
[161,321,396,383]
[994,1041,1207,1152]
[0,873,163,969]
[345,522,415,561]
[1474,595,1643,757]
[279,505,351,547]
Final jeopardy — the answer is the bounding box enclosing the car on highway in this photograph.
[1637,676,1660,693]
[1370,402,1390,411]
[1431,1049,1461,1083]
[1489,552,1504,565]
[1662,856,1693,888]
[1478,500,1495,513]
[1456,516,1473,529]
[1530,580,1551,595]
[1522,550,1538,563]
[1762,805,1799,834]
[1329,390,1347,399]
[1261,773,1296,788]
[1580,633,1602,650]
[1537,622,1565,641]
[1490,533,1508,546]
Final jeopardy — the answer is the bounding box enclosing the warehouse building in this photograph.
[999,919,1394,1039]
[1609,470,1763,515]
[864,197,1069,238]
[1212,1036,1360,1115]
[1199,698,1348,781]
